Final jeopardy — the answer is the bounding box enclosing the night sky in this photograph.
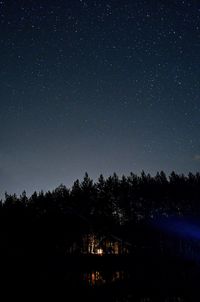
[0,0,200,198]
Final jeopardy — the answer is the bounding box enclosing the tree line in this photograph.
[0,171,200,254]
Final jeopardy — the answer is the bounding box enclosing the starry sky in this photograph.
[0,0,200,198]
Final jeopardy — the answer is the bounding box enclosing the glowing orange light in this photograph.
[96,248,103,255]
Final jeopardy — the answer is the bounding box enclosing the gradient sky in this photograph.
[0,0,200,198]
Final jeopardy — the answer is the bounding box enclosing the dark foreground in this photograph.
[1,172,200,300]
[2,250,200,301]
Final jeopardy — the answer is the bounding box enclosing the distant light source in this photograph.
[96,248,103,255]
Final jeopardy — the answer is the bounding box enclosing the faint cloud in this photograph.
[193,154,200,161]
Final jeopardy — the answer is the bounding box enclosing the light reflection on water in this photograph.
[64,271,186,301]
[82,270,127,286]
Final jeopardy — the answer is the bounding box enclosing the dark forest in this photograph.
[1,171,200,300]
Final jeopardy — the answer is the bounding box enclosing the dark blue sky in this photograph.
[0,0,200,198]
